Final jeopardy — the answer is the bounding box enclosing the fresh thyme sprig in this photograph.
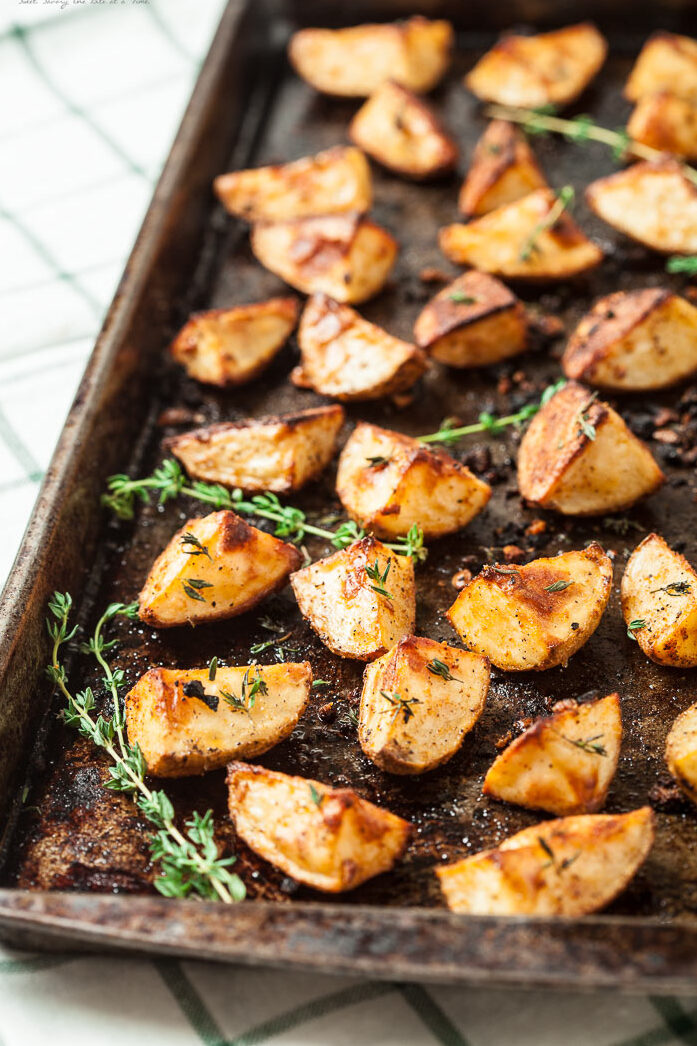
[46,592,245,903]
[380,689,420,726]
[652,581,691,596]
[427,659,460,682]
[538,836,581,875]
[419,379,566,446]
[221,666,267,716]
[365,558,392,600]
[562,733,607,757]
[181,531,211,559]
[627,619,646,640]
[519,185,575,262]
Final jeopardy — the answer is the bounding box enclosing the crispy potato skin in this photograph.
[214,146,372,222]
[288,18,453,97]
[447,543,612,672]
[621,533,697,668]
[413,270,528,367]
[226,762,412,891]
[586,160,697,255]
[359,636,489,775]
[459,120,548,217]
[625,32,697,103]
[628,92,697,161]
[167,405,345,494]
[483,694,622,815]
[170,298,299,388]
[294,294,427,401]
[349,81,457,180]
[437,807,655,916]
[336,422,491,539]
[517,381,664,515]
[251,214,398,304]
[666,703,697,803]
[465,23,607,108]
[440,189,603,281]
[138,510,301,629]
[126,663,311,777]
[290,536,415,661]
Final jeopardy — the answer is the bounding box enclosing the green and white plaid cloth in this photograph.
[2,4,697,1042]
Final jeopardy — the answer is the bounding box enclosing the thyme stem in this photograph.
[419,379,566,446]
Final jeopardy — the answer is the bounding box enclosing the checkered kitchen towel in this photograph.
[2,3,697,1043]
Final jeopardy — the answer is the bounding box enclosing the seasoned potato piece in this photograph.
[170,298,298,388]
[336,422,491,539]
[359,636,489,775]
[459,120,548,217]
[167,405,345,494]
[447,543,612,672]
[126,663,311,777]
[465,23,607,108]
[349,81,457,180]
[563,289,697,390]
[484,694,622,814]
[628,92,697,162]
[251,214,397,304]
[666,703,697,802]
[440,190,603,281]
[291,536,415,661]
[288,18,453,97]
[227,763,411,891]
[625,32,697,103]
[437,807,654,916]
[517,381,664,515]
[413,270,528,367]
[621,533,697,668]
[139,510,301,629]
[586,161,697,255]
[293,294,427,401]
[213,146,371,222]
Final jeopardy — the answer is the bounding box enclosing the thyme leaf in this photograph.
[519,185,575,262]
[182,578,214,602]
[627,619,646,640]
[652,581,691,596]
[448,291,477,304]
[181,531,211,559]
[365,558,393,600]
[427,658,460,682]
[562,733,607,756]
[545,580,573,592]
[380,689,420,726]
[667,256,697,276]
[309,784,325,808]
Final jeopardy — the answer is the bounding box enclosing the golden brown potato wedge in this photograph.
[359,636,490,775]
[625,32,697,103]
[126,662,311,777]
[250,214,398,304]
[227,762,411,891]
[628,92,697,161]
[465,23,607,108]
[413,270,528,367]
[563,289,697,390]
[293,294,427,401]
[167,405,345,494]
[437,807,654,916]
[621,533,697,668]
[290,536,415,661]
[349,81,457,180]
[517,381,664,515]
[483,693,622,814]
[447,543,612,672]
[138,510,301,629]
[170,298,298,388]
[214,146,372,222]
[459,119,548,217]
[585,160,697,255]
[288,17,453,97]
[440,189,603,281]
[336,422,491,539]
[666,703,697,803]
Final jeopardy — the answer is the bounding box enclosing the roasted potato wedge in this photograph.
[413,270,528,367]
[437,807,655,916]
[214,146,371,222]
[586,160,697,255]
[293,294,427,401]
[290,536,415,661]
[563,288,697,390]
[483,694,622,814]
[138,510,301,629]
[126,663,311,777]
[336,422,491,539]
[167,405,345,494]
[625,32,697,103]
[359,636,490,775]
[465,23,607,108]
[170,298,298,388]
[250,214,398,304]
[288,17,453,97]
[459,119,548,217]
[621,533,697,668]
[628,92,697,162]
[440,189,603,281]
[517,381,664,515]
[349,81,457,180]
[227,763,411,891]
[447,543,612,672]
[666,703,697,803]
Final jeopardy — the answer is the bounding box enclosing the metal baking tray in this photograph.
[2,0,697,991]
